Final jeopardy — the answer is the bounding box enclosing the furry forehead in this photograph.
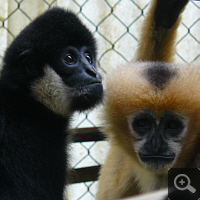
[104,62,200,117]
[4,7,96,67]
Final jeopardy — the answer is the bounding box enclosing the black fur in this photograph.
[3,8,96,70]
[0,8,103,200]
[145,62,177,90]
[154,0,188,29]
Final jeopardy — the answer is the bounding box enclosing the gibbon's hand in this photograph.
[154,0,189,29]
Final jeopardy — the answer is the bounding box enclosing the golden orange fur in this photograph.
[134,0,187,62]
[104,62,200,166]
[96,63,200,199]
[96,0,194,199]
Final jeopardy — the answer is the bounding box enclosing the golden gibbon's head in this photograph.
[103,61,200,170]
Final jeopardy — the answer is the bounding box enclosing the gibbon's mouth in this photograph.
[78,81,102,88]
[139,154,175,161]
[139,153,175,168]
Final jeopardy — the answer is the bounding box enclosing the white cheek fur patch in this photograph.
[31,66,71,117]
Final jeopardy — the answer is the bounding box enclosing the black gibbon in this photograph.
[96,0,196,199]
[0,8,103,200]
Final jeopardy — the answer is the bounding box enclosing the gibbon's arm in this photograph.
[134,0,188,62]
[96,145,141,200]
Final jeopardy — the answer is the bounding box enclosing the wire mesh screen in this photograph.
[0,0,199,199]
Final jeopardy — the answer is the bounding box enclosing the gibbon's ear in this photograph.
[18,49,38,75]
[18,49,32,63]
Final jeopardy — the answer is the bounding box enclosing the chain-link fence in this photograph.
[0,0,199,199]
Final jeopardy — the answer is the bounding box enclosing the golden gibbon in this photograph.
[95,0,200,199]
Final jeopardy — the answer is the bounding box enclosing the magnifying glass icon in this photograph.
[174,174,196,193]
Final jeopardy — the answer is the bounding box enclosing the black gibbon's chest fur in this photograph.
[0,7,103,200]
[0,87,67,199]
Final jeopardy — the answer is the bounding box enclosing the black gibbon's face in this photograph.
[57,46,101,87]
[52,46,103,112]
[2,8,104,116]
[30,45,103,116]
[129,110,187,169]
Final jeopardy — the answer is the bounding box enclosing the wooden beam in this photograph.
[72,127,105,143]
[69,166,101,184]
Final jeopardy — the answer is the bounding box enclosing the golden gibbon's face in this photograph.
[128,110,188,169]
[103,61,200,170]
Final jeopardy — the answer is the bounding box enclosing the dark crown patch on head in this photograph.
[144,63,177,90]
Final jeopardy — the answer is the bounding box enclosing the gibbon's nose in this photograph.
[96,72,102,82]
[85,67,98,78]
[151,137,162,153]
[84,63,102,82]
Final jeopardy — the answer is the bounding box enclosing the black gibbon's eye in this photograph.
[64,54,77,65]
[85,53,92,64]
